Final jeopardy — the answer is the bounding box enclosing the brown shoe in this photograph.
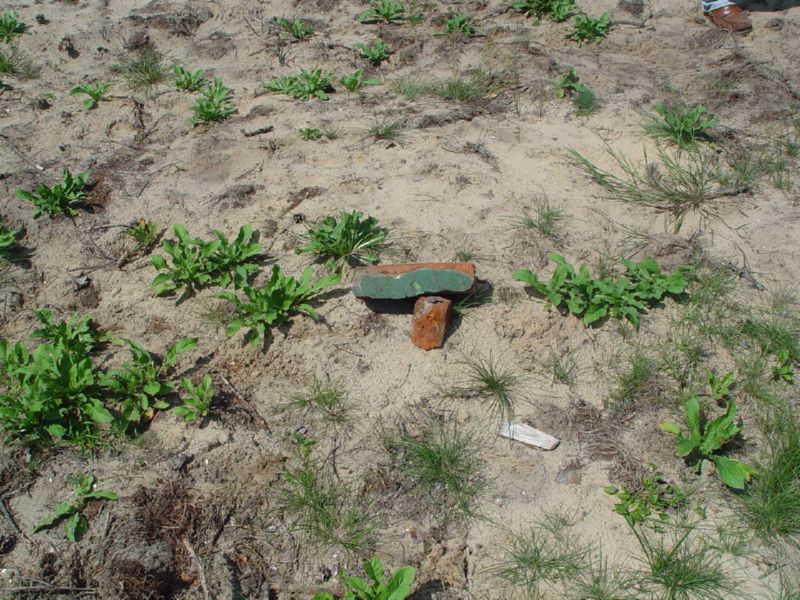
[705,5,752,32]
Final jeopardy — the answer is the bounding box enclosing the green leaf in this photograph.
[675,437,698,457]
[34,503,75,532]
[65,511,88,541]
[385,566,416,599]
[684,397,701,437]
[713,456,754,490]
[83,490,118,501]
[364,557,384,586]
[86,402,113,423]
[165,337,197,365]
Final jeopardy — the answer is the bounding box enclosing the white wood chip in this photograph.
[499,422,560,451]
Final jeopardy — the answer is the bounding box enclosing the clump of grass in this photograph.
[631,524,738,599]
[453,284,493,316]
[0,45,39,79]
[493,514,591,597]
[538,349,578,388]
[112,45,168,94]
[568,143,747,234]
[435,70,492,102]
[382,414,485,519]
[295,210,388,271]
[512,194,568,243]
[367,115,402,141]
[448,352,525,422]
[286,377,352,427]
[393,74,434,101]
[609,350,664,413]
[277,433,374,556]
[741,412,800,541]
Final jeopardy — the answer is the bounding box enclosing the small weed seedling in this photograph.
[0,12,25,43]
[773,349,794,383]
[445,12,477,36]
[296,210,387,271]
[604,465,692,527]
[313,557,416,600]
[0,221,20,260]
[174,374,214,423]
[275,16,314,39]
[191,78,236,123]
[299,127,323,141]
[173,65,208,92]
[34,474,117,542]
[15,168,90,218]
[150,224,261,298]
[354,39,391,65]
[112,45,167,94]
[100,337,197,432]
[661,371,755,489]
[557,70,599,116]
[513,254,691,327]
[567,13,611,45]
[70,82,111,109]
[554,68,580,98]
[125,219,160,255]
[340,69,381,93]
[218,266,340,347]
[264,68,335,101]
[512,0,576,22]
[644,102,718,148]
[360,0,407,24]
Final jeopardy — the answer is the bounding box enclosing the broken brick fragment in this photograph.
[411,296,452,350]
[351,263,475,300]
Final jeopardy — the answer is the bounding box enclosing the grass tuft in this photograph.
[285,377,353,428]
[112,45,168,94]
[511,194,569,244]
[448,352,524,423]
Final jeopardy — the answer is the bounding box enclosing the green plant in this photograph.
[573,84,598,116]
[367,116,402,141]
[173,65,207,92]
[568,144,740,233]
[0,311,110,449]
[660,371,755,489]
[287,377,352,427]
[609,351,664,412]
[70,82,111,109]
[340,69,381,93]
[0,221,20,260]
[150,224,261,298]
[567,13,611,45]
[264,68,335,100]
[554,68,580,98]
[0,45,39,79]
[34,474,117,541]
[125,219,160,255]
[512,0,576,22]
[644,102,718,148]
[605,465,691,527]
[538,349,578,387]
[112,45,167,93]
[15,168,90,218]
[174,374,214,423]
[360,0,407,24]
[279,433,374,554]
[100,337,197,432]
[218,266,340,346]
[383,415,485,519]
[512,195,568,243]
[514,254,691,327]
[772,348,794,383]
[448,352,523,422]
[445,12,477,35]
[339,557,416,600]
[296,210,387,271]
[299,127,323,141]
[354,39,391,65]
[494,516,590,597]
[274,16,314,39]
[0,12,24,43]
[190,78,236,123]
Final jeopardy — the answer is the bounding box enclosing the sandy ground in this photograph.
[1,0,799,598]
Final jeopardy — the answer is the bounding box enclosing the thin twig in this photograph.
[241,125,274,137]
[0,134,44,171]
[0,498,23,536]
[218,373,271,432]
[182,538,211,600]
